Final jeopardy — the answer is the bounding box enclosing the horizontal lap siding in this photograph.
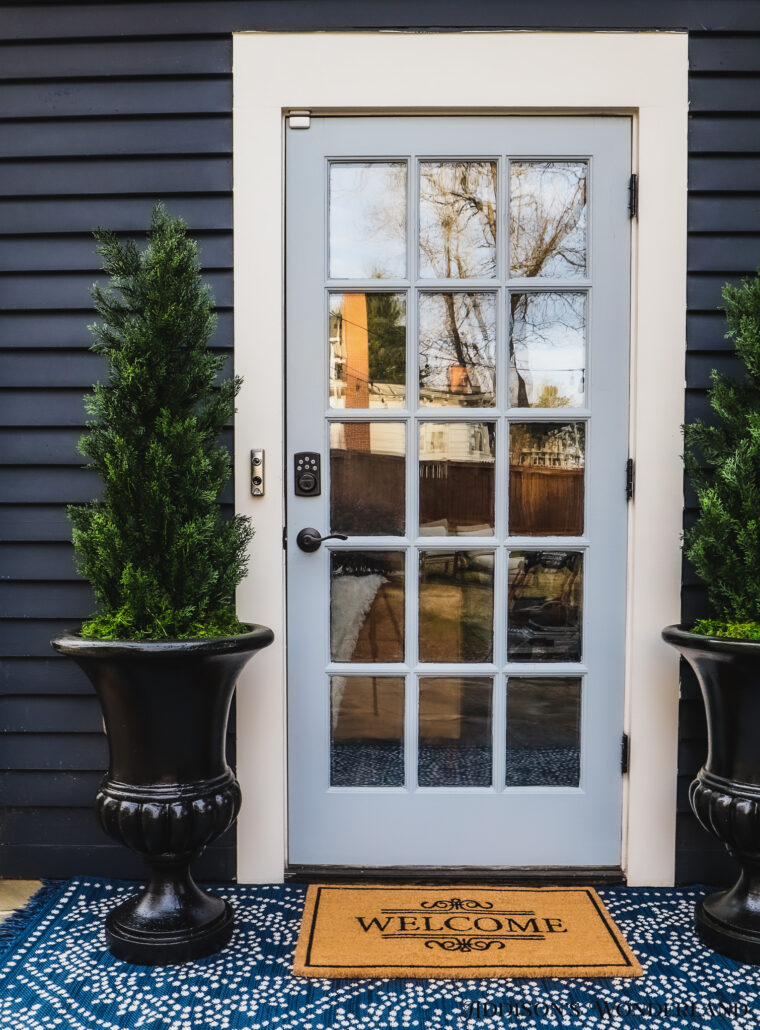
[0,11,236,881]
[0,1,756,884]
[683,31,760,883]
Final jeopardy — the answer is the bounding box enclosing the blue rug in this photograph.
[1,879,759,1028]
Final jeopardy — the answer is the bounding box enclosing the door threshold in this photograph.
[285,865,626,886]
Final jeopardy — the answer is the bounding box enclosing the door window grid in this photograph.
[324,153,590,792]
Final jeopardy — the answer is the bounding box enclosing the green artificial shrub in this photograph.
[69,204,252,640]
[684,268,760,640]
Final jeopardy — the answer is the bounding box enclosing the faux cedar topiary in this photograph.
[684,268,760,638]
[69,203,252,640]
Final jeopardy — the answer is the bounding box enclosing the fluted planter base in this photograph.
[51,626,273,966]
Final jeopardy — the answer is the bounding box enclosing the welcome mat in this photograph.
[293,884,643,979]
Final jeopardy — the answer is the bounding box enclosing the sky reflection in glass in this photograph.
[329,163,407,279]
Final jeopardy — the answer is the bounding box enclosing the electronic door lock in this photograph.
[294,451,321,496]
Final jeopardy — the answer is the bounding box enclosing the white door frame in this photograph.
[232,30,688,885]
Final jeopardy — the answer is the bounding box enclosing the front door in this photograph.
[286,116,631,869]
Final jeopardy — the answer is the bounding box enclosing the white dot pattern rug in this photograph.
[0,879,759,1029]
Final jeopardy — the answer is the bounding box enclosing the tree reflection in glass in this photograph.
[509,162,587,279]
[509,292,586,408]
[419,162,497,280]
[329,293,406,409]
[419,292,496,407]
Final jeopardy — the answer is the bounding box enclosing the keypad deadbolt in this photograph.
[294,452,321,496]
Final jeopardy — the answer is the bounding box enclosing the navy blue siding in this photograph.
[1,1,758,882]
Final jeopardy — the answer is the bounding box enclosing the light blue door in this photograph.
[286,117,631,868]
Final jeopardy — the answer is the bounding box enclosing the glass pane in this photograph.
[330,676,405,786]
[419,422,495,537]
[509,293,586,408]
[509,422,585,536]
[419,162,497,279]
[329,293,406,409]
[508,551,583,661]
[418,550,494,663]
[506,677,581,787]
[331,551,405,662]
[419,292,496,407]
[329,163,407,279]
[419,677,492,787]
[330,422,405,536]
[509,162,587,279]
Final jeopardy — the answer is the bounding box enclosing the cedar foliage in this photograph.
[69,204,252,640]
[685,269,760,638]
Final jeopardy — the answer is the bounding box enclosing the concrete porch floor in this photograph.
[0,880,42,923]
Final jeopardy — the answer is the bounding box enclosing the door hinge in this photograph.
[288,110,311,129]
[626,457,635,501]
[282,526,287,550]
[621,733,630,775]
[628,173,638,219]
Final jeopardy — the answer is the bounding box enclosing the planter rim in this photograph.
[50,623,274,659]
[662,623,760,656]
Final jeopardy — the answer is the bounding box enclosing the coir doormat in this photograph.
[293,884,643,979]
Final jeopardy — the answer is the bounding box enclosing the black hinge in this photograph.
[621,733,630,775]
[282,526,287,550]
[626,457,635,500]
[628,173,638,219]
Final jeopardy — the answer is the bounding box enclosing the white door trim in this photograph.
[232,30,688,885]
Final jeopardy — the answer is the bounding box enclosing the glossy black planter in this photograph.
[663,624,760,964]
[51,626,273,965]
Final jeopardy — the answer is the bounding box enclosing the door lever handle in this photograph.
[296,527,348,553]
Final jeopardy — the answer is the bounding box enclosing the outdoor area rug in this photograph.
[293,884,642,978]
[1,879,760,1029]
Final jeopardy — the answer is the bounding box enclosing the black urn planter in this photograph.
[51,625,273,966]
[663,624,760,964]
